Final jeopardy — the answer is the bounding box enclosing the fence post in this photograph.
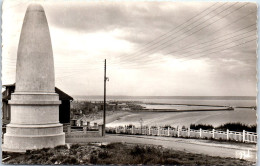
[158,126,160,136]
[94,122,98,129]
[87,121,90,130]
[188,127,190,137]
[177,128,180,137]
[132,126,134,135]
[167,127,170,136]
[80,120,84,126]
[243,130,246,142]
[212,129,215,139]
[83,126,87,134]
[199,128,202,138]
[148,126,151,135]
[226,129,229,140]
[124,125,126,133]
[67,125,71,134]
[98,124,103,136]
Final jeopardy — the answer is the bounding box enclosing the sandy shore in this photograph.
[91,108,256,128]
[91,111,132,125]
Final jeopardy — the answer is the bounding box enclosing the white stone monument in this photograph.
[3,4,65,151]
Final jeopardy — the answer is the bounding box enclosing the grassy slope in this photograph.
[3,142,254,165]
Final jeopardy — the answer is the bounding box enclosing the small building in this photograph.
[2,84,73,125]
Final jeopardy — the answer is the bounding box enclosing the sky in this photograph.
[2,0,257,96]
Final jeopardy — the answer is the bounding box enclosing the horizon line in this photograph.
[71,95,256,97]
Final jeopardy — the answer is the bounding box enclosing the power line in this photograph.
[112,33,256,69]
[112,3,251,68]
[55,68,102,80]
[45,27,256,75]
[180,38,256,63]
[132,2,249,64]
[177,34,256,60]
[167,28,256,57]
[126,23,256,66]
[114,2,249,66]
[132,26,255,66]
[114,2,220,61]
[163,22,256,57]
[114,2,238,64]
[130,29,256,67]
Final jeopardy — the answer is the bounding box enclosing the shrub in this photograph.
[106,142,123,149]
[98,150,110,159]
[90,154,98,164]
[40,147,50,152]
[162,125,173,129]
[163,158,182,165]
[62,156,79,164]
[216,122,256,132]
[70,144,81,149]
[190,124,214,130]
[130,145,146,156]
[54,145,67,150]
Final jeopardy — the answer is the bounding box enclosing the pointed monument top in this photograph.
[15,3,55,93]
[27,3,44,12]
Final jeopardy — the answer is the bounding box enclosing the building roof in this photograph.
[2,83,73,101]
[55,87,73,100]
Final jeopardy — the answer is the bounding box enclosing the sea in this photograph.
[73,96,257,128]
[74,95,256,107]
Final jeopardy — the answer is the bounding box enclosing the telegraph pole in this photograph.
[103,59,107,136]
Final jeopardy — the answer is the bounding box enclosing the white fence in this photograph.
[106,126,257,143]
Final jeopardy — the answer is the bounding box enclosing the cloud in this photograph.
[2,1,257,96]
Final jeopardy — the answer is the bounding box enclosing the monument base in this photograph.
[3,123,65,151]
[2,92,65,152]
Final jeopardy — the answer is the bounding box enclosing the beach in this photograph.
[73,96,257,128]
[91,108,256,128]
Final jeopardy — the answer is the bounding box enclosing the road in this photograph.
[66,134,257,162]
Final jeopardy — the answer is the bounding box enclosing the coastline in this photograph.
[89,108,256,128]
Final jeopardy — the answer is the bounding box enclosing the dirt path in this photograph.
[66,134,256,162]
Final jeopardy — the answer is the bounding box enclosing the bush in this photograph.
[163,158,182,165]
[70,144,81,149]
[162,125,174,129]
[98,150,110,159]
[41,147,51,152]
[62,156,79,164]
[106,142,123,149]
[90,155,98,164]
[190,124,214,130]
[216,122,256,132]
[54,145,67,150]
[130,145,146,156]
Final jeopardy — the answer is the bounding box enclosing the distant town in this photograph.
[70,100,143,125]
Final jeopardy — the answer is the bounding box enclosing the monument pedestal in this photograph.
[3,124,65,151]
[3,92,65,151]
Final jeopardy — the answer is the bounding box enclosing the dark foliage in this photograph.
[190,123,256,132]
[3,142,254,165]
[190,124,214,130]
[70,144,81,149]
[98,150,110,159]
[54,145,67,150]
[105,142,124,149]
[90,154,98,164]
[216,122,256,132]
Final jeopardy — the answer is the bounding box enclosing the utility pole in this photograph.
[103,59,107,136]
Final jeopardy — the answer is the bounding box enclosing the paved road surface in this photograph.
[66,134,256,162]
